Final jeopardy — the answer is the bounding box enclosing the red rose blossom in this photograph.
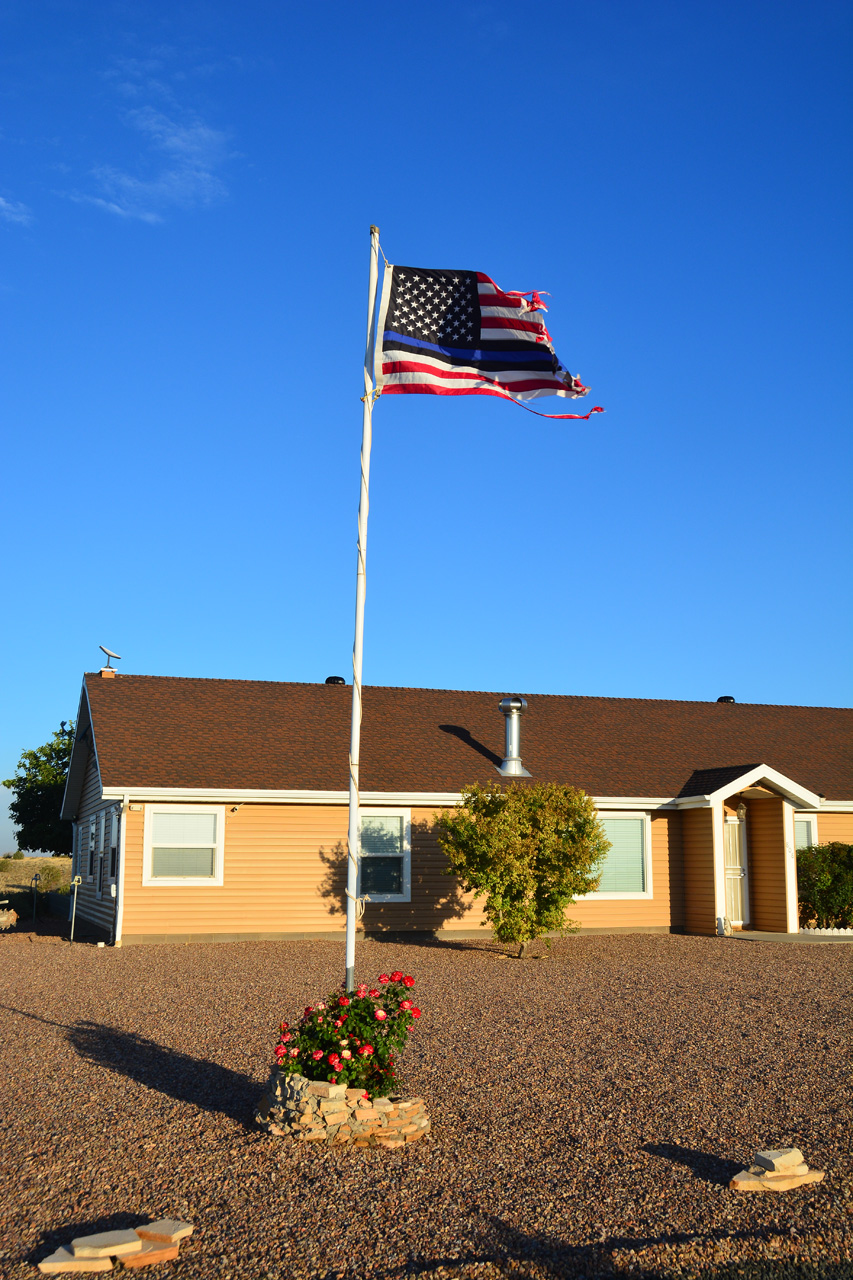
[374,1009,388,1020]
[280,1021,289,1031]
[402,975,415,988]
[411,1007,421,1018]
[390,970,403,982]
[357,1045,374,1056]
[312,1049,324,1060]
[400,999,413,1011]
[356,984,368,997]
[288,1048,299,1057]
[378,974,390,984]
[368,988,380,997]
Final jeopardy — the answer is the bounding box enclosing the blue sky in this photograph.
[1,0,851,851]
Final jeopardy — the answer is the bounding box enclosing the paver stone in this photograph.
[135,1220,194,1245]
[38,1248,113,1274]
[71,1230,143,1258]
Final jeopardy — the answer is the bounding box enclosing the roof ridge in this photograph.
[82,673,852,712]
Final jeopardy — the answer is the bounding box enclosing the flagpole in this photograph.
[345,224,381,991]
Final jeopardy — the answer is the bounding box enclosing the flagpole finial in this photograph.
[370,225,380,235]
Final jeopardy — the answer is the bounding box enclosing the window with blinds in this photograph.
[596,817,647,894]
[359,811,410,901]
[795,817,817,850]
[143,807,225,885]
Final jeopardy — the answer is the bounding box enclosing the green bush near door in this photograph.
[797,842,853,929]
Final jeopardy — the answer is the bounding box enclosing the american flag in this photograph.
[374,264,601,417]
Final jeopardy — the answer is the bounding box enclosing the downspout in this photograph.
[113,793,129,947]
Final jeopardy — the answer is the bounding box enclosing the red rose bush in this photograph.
[271,972,421,1097]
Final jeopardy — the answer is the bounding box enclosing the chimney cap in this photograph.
[716,695,736,703]
[499,695,528,714]
[325,675,346,685]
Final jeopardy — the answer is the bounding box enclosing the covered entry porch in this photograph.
[676,765,821,935]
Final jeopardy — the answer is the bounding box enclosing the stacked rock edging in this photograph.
[255,1071,430,1148]
[730,1147,824,1192]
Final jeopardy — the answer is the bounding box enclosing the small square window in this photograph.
[143,806,225,886]
[795,816,817,849]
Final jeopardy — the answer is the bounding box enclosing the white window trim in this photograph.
[87,817,96,882]
[142,804,226,887]
[108,807,119,883]
[794,813,819,849]
[358,807,411,904]
[579,811,654,900]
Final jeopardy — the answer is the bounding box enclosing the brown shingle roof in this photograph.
[82,674,853,801]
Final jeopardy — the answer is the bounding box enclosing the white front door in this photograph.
[724,818,749,925]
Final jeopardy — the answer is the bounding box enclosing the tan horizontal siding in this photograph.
[121,804,487,938]
[812,812,853,844]
[682,807,715,935]
[120,802,687,941]
[746,797,787,932]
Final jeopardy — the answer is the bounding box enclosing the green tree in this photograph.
[436,781,610,956]
[2,722,75,855]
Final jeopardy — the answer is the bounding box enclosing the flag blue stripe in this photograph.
[382,330,550,365]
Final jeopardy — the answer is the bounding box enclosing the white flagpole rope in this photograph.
[345,225,381,991]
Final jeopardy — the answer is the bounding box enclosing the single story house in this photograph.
[60,671,853,945]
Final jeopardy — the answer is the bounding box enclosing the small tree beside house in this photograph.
[2,721,74,856]
[436,781,610,956]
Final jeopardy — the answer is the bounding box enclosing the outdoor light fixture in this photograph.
[737,803,747,822]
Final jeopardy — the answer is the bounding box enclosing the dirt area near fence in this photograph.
[0,934,849,1278]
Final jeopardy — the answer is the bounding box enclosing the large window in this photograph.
[143,805,225,886]
[583,813,653,899]
[358,809,411,903]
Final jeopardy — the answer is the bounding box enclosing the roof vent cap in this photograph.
[716,695,736,703]
[325,675,346,685]
[497,695,531,778]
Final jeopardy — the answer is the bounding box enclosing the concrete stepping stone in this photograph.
[731,1146,824,1192]
[122,1241,180,1268]
[71,1230,142,1258]
[134,1220,193,1245]
[37,1248,113,1274]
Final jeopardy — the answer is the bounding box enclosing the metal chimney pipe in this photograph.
[497,696,531,777]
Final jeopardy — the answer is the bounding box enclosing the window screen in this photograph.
[598,818,646,893]
[151,811,217,878]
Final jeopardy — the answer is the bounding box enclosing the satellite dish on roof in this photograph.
[99,645,121,669]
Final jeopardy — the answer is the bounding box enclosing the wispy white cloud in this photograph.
[81,107,229,221]
[69,50,232,224]
[0,195,32,226]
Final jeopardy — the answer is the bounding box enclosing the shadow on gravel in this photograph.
[67,1020,260,1125]
[319,1216,831,1280]
[643,1141,743,1186]
[313,1213,825,1279]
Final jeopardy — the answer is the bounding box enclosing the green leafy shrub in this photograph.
[272,972,421,1097]
[0,858,11,874]
[797,843,853,929]
[38,864,63,892]
[12,851,24,860]
[436,781,609,956]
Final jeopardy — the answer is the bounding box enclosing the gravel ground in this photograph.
[0,933,850,1279]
